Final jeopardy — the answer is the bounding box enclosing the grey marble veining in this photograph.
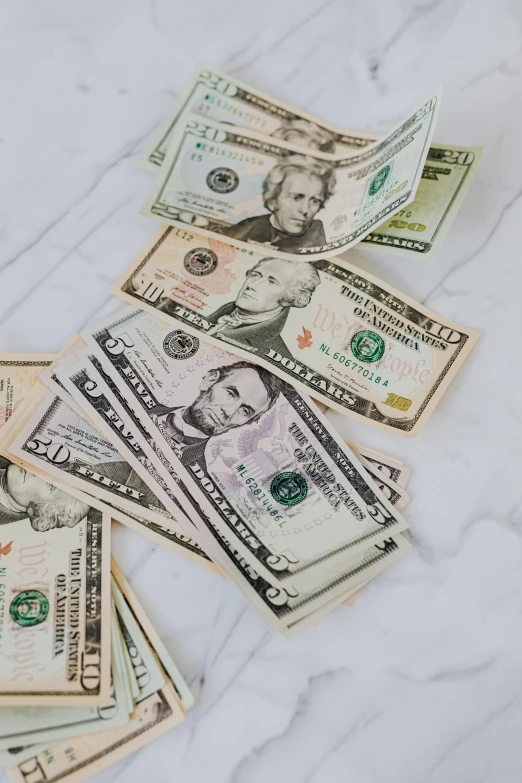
[1,1,521,781]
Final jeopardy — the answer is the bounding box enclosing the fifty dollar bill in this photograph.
[3,382,215,572]
[0,357,113,706]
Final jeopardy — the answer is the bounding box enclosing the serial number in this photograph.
[332,352,389,386]
[192,143,265,166]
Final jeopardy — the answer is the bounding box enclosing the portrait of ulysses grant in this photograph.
[207,258,321,362]
[218,155,336,253]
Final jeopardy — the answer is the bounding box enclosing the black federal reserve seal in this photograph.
[183,247,218,276]
[163,330,200,360]
[206,167,239,194]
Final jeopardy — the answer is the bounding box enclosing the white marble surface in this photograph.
[2,1,522,781]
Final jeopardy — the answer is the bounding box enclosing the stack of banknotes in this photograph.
[0,359,193,782]
[139,63,482,261]
[0,62,482,782]
[1,241,477,637]
[0,350,413,783]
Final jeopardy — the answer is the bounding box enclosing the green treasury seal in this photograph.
[270,472,308,507]
[351,330,385,363]
[368,165,391,196]
[10,590,50,627]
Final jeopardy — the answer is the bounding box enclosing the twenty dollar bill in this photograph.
[141,90,440,261]
[141,64,480,259]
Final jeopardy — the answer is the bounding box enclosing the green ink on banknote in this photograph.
[270,472,308,507]
[10,590,50,627]
[368,165,391,196]
[350,331,385,363]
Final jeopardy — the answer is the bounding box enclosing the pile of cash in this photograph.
[0,62,481,781]
[0,359,193,782]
